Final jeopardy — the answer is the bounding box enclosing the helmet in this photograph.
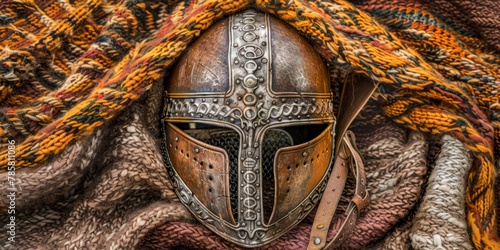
[162,9,334,247]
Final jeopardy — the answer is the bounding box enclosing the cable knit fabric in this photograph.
[1,0,500,249]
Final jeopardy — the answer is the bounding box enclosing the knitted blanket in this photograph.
[1,0,500,249]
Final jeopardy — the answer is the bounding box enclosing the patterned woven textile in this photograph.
[1,0,500,249]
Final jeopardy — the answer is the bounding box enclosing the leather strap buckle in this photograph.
[307,132,370,250]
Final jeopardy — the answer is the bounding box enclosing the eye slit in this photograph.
[261,128,294,223]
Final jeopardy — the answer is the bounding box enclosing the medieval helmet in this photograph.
[162,9,335,247]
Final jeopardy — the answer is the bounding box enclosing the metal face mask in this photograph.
[162,9,334,247]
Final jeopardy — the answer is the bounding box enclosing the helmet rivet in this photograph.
[247,151,252,156]
[302,152,308,157]
[233,43,238,47]
[243,144,248,148]
[253,143,259,147]
[175,137,179,142]
[317,224,324,229]
[213,99,218,103]
[194,148,199,153]
[314,238,321,245]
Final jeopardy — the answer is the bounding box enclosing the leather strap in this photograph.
[307,77,377,250]
[335,76,378,151]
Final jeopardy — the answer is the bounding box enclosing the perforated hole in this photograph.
[209,175,213,181]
